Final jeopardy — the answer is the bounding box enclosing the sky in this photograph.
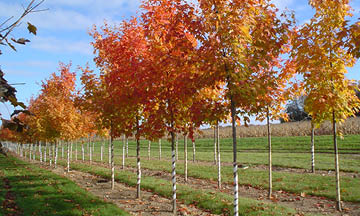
[0,0,359,123]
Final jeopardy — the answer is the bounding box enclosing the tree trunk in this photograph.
[109,137,111,167]
[122,135,126,169]
[267,109,272,198]
[214,127,217,165]
[148,140,151,160]
[49,142,52,167]
[29,143,32,161]
[217,123,221,189]
[92,141,95,160]
[52,144,55,164]
[159,139,162,160]
[67,142,70,172]
[111,134,115,190]
[333,111,342,211]
[136,117,141,199]
[82,142,85,162]
[192,140,195,162]
[44,142,47,162]
[126,137,129,158]
[230,95,238,216]
[311,122,315,173]
[184,134,188,182]
[32,144,35,160]
[39,141,42,163]
[170,131,176,215]
[54,141,58,168]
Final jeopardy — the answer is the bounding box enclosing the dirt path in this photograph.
[37,163,217,216]
[78,160,360,216]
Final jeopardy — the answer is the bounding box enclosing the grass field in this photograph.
[56,159,299,216]
[0,154,128,216]
[9,133,360,215]
[61,134,360,173]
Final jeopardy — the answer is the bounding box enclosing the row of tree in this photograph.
[2,0,360,215]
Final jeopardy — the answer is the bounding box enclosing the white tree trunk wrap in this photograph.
[233,163,239,216]
[171,149,176,214]
[55,142,58,168]
[192,140,195,162]
[136,137,141,198]
[217,124,221,189]
[122,135,126,169]
[67,142,70,172]
[29,144,32,161]
[332,113,342,211]
[111,136,115,190]
[82,143,85,162]
[214,127,217,165]
[148,140,151,160]
[267,111,272,198]
[126,137,129,158]
[44,142,47,162]
[311,123,315,173]
[109,137,111,166]
[39,142,42,163]
[49,143,52,167]
[184,135,188,182]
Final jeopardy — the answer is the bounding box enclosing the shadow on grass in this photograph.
[0,154,128,216]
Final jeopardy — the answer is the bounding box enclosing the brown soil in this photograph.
[38,163,217,216]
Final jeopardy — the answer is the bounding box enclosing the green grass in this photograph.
[110,134,360,153]
[71,141,360,173]
[57,159,299,216]
[108,157,360,203]
[0,154,129,216]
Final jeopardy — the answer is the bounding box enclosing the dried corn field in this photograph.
[197,117,360,139]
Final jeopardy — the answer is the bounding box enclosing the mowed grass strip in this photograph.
[108,134,360,153]
[112,157,360,203]
[0,154,129,216]
[57,160,298,216]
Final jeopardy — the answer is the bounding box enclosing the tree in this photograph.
[198,0,296,213]
[140,0,203,213]
[292,0,360,211]
[91,17,152,198]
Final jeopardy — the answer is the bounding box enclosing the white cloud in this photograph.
[30,36,92,55]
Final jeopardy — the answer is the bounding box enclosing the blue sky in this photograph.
[0,0,359,122]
